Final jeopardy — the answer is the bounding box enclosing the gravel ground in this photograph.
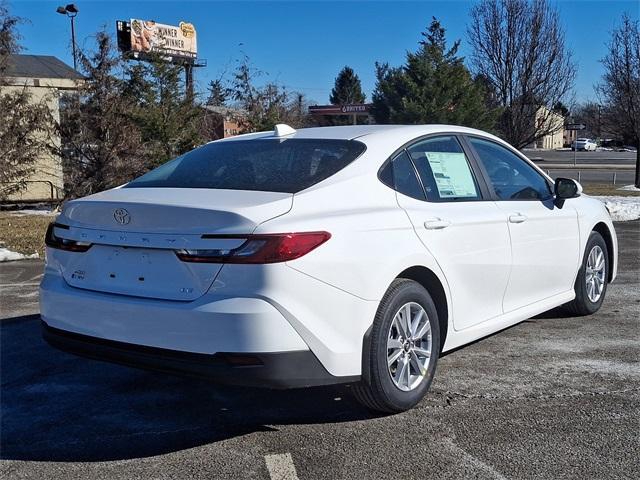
[1,221,638,480]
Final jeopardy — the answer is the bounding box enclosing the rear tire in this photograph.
[353,279,440,413]
[565,231,609,316]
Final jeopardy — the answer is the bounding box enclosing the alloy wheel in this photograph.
[387,302,432,392]
[585,245,606,303]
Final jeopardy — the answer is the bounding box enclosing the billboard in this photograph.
[117,19,197,62]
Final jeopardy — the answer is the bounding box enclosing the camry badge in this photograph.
[113,208,131,225]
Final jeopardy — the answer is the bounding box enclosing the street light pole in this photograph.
[56,4,79,71]
[70,13,77,71]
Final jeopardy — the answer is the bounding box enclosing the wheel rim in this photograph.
[387,302,432,392]
[585,245,606,303]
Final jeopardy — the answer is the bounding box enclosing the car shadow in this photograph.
[531,306,579,319]
[0,314,376,462]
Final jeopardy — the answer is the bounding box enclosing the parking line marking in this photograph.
[443,438,508,480]
[0,282,41,288]
[265,453,299,480]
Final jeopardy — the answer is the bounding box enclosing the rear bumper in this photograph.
[42,320,358,388]
[40,259,377,379]
[39,271,310,354]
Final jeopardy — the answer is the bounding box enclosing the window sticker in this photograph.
[424,152,478,198]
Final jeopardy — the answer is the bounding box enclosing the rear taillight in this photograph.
[175,231,331,264]
[45,223,92,252]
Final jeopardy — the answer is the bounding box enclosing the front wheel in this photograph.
[352,279,440,413]
[565,231,609,316]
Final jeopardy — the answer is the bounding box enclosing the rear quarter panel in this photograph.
[255,153,448,303]
[253,149,455,370]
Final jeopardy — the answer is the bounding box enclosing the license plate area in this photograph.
[61,245,222,301]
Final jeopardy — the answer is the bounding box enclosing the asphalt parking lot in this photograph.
[1,221,639,480]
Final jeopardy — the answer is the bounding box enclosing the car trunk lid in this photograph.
[53,188,292,301]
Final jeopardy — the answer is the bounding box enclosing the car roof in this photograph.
[216,124,505,143]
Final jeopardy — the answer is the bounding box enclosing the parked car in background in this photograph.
[40,124,618,413]
[572,138,598,151]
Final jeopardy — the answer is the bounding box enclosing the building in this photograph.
[2,54,83,202]
[203,105,247,139]
[529,106,565,150]
[563,128,579,148]
[308,103,373,125]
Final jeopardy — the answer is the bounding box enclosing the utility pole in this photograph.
[185,63,194,100]
[184,59,206,104]
[634,138,640,188]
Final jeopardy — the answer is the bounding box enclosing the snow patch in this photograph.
[8,209,57,216]
[0,248,39,262]
[593,195,640,222]
[617,184,640,192]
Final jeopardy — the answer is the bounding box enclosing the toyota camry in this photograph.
[41,124,617,412]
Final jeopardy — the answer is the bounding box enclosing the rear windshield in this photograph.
[125,138,366,193]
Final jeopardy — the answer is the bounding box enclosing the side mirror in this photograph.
[555,177,582,199]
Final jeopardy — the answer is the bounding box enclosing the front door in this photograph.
[466,136,580,312]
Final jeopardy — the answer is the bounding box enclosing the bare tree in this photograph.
[0,2,56,199]
[229,55,311,132]
[468,0,576,149]
[597,14,640,187]
[0,85,56,199]
[571,102,607,140]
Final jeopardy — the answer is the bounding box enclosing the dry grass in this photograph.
[0,212,53,257]
[582,183,640,197]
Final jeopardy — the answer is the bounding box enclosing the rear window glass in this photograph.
[125,138,366,193]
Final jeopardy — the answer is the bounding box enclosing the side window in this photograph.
[380,151,426,200]
[407,136,481,201]
[468,137,552,201]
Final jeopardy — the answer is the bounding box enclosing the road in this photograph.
[1,221,639,479]
[523,150,637,184]
[523,150,636,165]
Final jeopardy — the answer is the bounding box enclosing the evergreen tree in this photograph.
[371,17,496,130]
[328,66,366,125]
[59,32,147,198]
[206,78,228,106]
[330,66,365,105]
[124,54,204,167]
[553,101,570,118]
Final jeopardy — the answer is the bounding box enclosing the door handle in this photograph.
[508,213,527,224]
[424,218,451,230]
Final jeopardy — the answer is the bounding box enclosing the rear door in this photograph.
[465,136,580,312]
[390,135,512,330]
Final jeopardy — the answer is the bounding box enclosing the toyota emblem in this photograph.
[113,208,131,225]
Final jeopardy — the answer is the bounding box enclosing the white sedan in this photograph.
[41,124,617,412]
[572,138,598,151]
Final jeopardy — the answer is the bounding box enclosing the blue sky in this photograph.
[9,0,640,104]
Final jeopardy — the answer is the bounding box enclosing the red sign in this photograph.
[309,104,371,116]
